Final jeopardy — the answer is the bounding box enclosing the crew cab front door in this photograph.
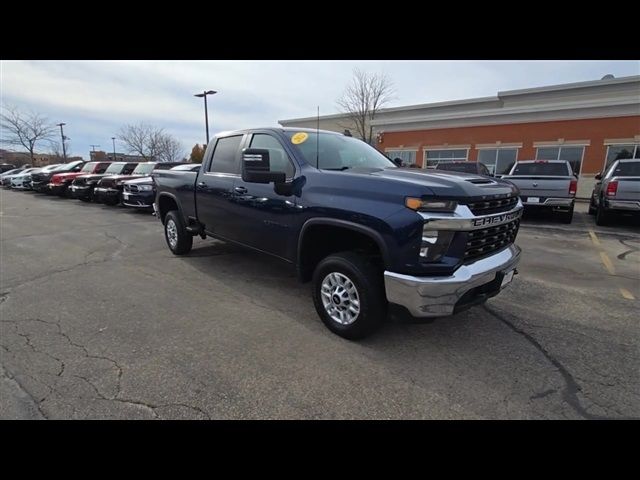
[228,132,300,260]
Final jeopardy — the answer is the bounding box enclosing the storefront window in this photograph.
[535,145,584,175]
[424,149,468,168]
[477,148,518,175]
[386,150,417,167]
[604,144,640,172]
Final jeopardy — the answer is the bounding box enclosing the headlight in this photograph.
[419,229,455,262]
[137,185,153,191]
[405,197,457,212]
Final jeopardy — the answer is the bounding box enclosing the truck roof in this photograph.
[515,160,570,164]
[214,127,343,137]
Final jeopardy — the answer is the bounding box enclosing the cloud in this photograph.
[1,60,638,158]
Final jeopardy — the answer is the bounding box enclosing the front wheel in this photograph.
[164,210,193,255]
[312,251,387,340]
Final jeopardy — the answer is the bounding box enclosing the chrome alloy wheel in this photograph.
[166,219,178,249]
[320,272,360,325]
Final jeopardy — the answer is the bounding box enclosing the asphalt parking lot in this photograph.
[1,190,639,419]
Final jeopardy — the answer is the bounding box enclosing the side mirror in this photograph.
[73,166,82,172]
[241,148,286,184]
[594,173,602,180]
[393,157,403,167]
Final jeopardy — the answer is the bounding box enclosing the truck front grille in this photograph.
[73,177,86,186]
[466,196,519,215]
[464,218,520,262]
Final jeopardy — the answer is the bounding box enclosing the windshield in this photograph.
[609,161,640,177]
[132,163,156,175]
[436,162,478,173]
[285,131,396,170]
[104,163,126,174]
[510,162,570,176]
[80,162,98,173]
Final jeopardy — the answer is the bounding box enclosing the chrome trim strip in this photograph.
[420,199,523,231]
[607,200,640,211]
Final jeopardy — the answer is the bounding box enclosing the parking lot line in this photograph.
[588,230,601,247]
[619,288,635,300]
[599,251,616,275]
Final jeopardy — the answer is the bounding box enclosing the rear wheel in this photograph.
[588,196,596,215]
[595,202,610,226]
[559,206,574,224]
[312,251,387,340]
[164,210,193,255]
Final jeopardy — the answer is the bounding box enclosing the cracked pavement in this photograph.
[1,191,639,419]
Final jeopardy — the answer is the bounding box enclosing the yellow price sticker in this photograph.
[291,132,309,145]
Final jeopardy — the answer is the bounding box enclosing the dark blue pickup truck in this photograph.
[154,128,523,339]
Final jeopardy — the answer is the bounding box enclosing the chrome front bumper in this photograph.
[384,244,521,318]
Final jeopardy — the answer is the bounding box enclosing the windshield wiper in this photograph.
[323,166,351,171]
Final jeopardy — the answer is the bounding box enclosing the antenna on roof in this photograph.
[316,106,320,169]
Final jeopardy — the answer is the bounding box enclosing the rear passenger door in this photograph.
[195,134,245,238]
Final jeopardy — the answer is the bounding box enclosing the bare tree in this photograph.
[118,122,183,162]
[0,106,56,164]
[157,134,184,163]
[49,139,71,160]
[336,69,395,144]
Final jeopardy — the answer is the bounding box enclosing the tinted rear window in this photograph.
[610,161,640,177]
[511,162,569,176]
[436,162,478,173]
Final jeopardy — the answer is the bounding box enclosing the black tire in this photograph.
[79,195,92,202]
[312,251,387,340]
[164,210,193,255]
[559,207,574,224]
[588,197,596,215]
[595,203,610,226]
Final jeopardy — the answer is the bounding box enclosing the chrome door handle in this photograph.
[197,181,206,188]
[234,186,247,194]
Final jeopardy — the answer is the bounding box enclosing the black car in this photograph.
[122,163,199,210]
[1,163,17,173]
[31,161,84,193]
[435,161,493,176]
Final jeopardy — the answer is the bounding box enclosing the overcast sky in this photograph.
[1,60,638,159]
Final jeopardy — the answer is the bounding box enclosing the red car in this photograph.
[48,161,112,197]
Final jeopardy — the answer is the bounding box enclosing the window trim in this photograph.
[602,143,640,174]
[248,132,297,180]
[535,144,585,175]
[422,148,469,169]
[206,134,244,176]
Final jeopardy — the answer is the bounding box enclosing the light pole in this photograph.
[194,90,217,145]
[90,144,100,152]
[57,123,67,160]
[111,137,117,162]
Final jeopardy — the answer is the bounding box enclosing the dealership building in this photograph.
[279,75,640,198]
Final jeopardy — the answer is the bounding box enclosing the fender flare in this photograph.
[156,192,185,223]
[297,217,392,270]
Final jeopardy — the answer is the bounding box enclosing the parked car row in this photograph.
[434,159,639,225]
[2,159,200,211]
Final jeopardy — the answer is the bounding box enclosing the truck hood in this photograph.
[123,176,153,185]
[336,167,519,200]
[76,173,112,182]
[100,174,145,183]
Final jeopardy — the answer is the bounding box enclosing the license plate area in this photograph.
[527,197,540,203]
[500,269,515,288]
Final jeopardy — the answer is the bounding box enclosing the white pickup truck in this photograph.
[502,160,577,224]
